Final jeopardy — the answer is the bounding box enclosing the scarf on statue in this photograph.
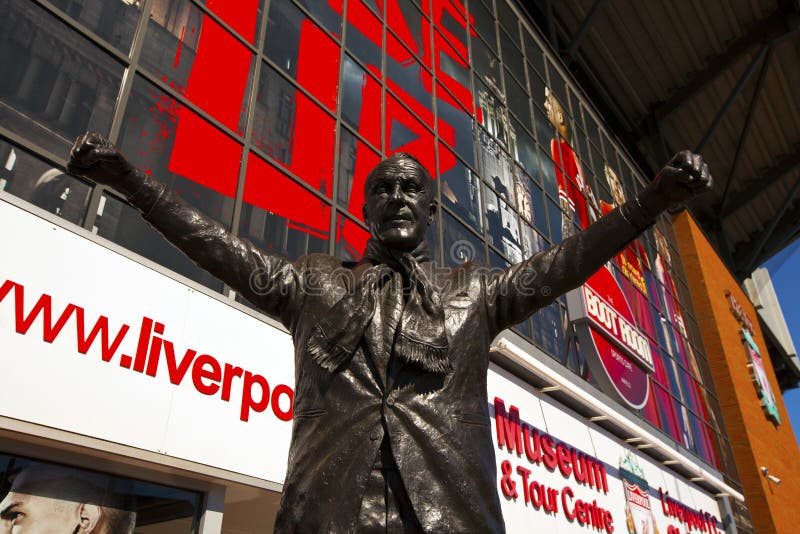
[306,238,451,374]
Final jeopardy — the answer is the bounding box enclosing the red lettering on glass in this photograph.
[205,0,260,42]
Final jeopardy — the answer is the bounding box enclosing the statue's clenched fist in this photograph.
[643,150,713,213]
[68,132,143,197]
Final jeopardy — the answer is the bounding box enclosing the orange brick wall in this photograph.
[673,212,800,534]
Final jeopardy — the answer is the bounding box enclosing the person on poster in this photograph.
[0,464,136,533]
[544,87,599,238]
[68,131,711,532]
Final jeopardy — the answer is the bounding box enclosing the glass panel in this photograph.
[471,35,502,93]
[469,0,495,51]
[142,0,254,134]
[504,69,529,123]
[335,212,369,261]
[252,65,335,197]
[295,0,343,36]
[523,31,545,79]
[0,138,90,226]
[388,0,426,58]
[240,152,330,260]
[439,143,481,232]
[264,0,341,112]
[546,196,563,244]
[533,302,564,360]
[499,29,525,86]
[50,0,141,52]
[495,0,518,40]
[437,83,475,169]
[337,127,380,219]
[346,0,383,70]
[478,132,514,199]
[387,34,432,114]
[442,211,484,267]
[528,180,548,238]
[0,0,123,155]
[340,55,382,151]
[196,0,264,44]
[97,75,241,292]
[475,78,509,148]
[0,454,202,532]
[483,183,522,263]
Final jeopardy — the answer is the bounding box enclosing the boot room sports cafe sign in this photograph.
[566,266,655,409]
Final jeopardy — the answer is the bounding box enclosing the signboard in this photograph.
[0,200,295,482]
[489,364,725,534]
[566,267,653,409]
[726,290,780,425]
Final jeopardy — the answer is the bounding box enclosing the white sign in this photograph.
[488,364,725,534]
[0,200,295,483]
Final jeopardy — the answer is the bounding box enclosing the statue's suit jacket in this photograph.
[141,188,645,533]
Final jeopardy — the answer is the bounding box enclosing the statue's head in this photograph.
[362,152,435,251]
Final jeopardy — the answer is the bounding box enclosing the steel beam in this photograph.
[646,8,798,123]
[740,175,800,274]
[719,149,800,219]
[718,45,775,213]
[695,45,768,153]
[564,0,608,57]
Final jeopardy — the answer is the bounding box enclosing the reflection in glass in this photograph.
[50,0,141,52]
[346,0,383,70]
[142,0,254,134]
[387,34,432,114]
[0,0,123,155]
[265,0,340,111]
[252,66,335,196]
[439,144,481,232]
[337,127,380,220]
[295,0,343,35]
[504,70,529,123]
[0,454,201,533]
[469,0,496,50]
[436,83,475,169]
[472,35,502,95]
[442,211,485,267]
[240,153,330,260]
[483,183,522,263]
[388,0,426,57]
[500,30,525,85]
[0,139,90,226]
[341,55,382,151]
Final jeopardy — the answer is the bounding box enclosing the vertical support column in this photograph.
[198,484,226,534]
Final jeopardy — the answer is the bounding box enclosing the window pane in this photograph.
[337,127,380,219]
[500,29,525,86]
[388,0,426,58]
[504,69,529,123]
[295,0,343,36]
[142,0,254,134]
[484,183,522,263]
[98,76,241,292]
[437,83,475,169]
[442,211,484,267]
[472,35,502,93]
[439,143,482,233]
[335,212,368,261]
[50,0,141,52]
[346,0,383,70]
[0,0,123,155]
[340,55,382,151]
[387,34,432,113]
[252,66,335,196]
[469,0,495,50]
[0,138,90,226]
[197,0,264,44]
[264,0,340,112]
[0,454,203,533]
[240,152,330,260]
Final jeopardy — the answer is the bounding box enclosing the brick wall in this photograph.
[673,211,800,534]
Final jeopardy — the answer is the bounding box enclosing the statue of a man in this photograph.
[68,133,711,533]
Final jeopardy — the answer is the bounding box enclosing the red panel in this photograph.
[285,91,336,197]
[347,0,383,50]
[297,20,340,112]
[205,0,259,42]
[345,139,381,221]
[243,154,331,234]
[168,107,241,198]
[183,16,251,132]
[338,215,370,259]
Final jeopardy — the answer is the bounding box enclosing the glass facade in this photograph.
[0,0,737,487]
[0,453,202,532]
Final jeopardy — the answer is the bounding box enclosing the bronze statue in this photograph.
[68,132,711,533]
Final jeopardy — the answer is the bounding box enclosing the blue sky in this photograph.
[763,240,800,446]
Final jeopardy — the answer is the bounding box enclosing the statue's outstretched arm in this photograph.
[485,151,712,335]
[68,132,304,328]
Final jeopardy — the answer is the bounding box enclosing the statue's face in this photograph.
[362,156,435,251]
